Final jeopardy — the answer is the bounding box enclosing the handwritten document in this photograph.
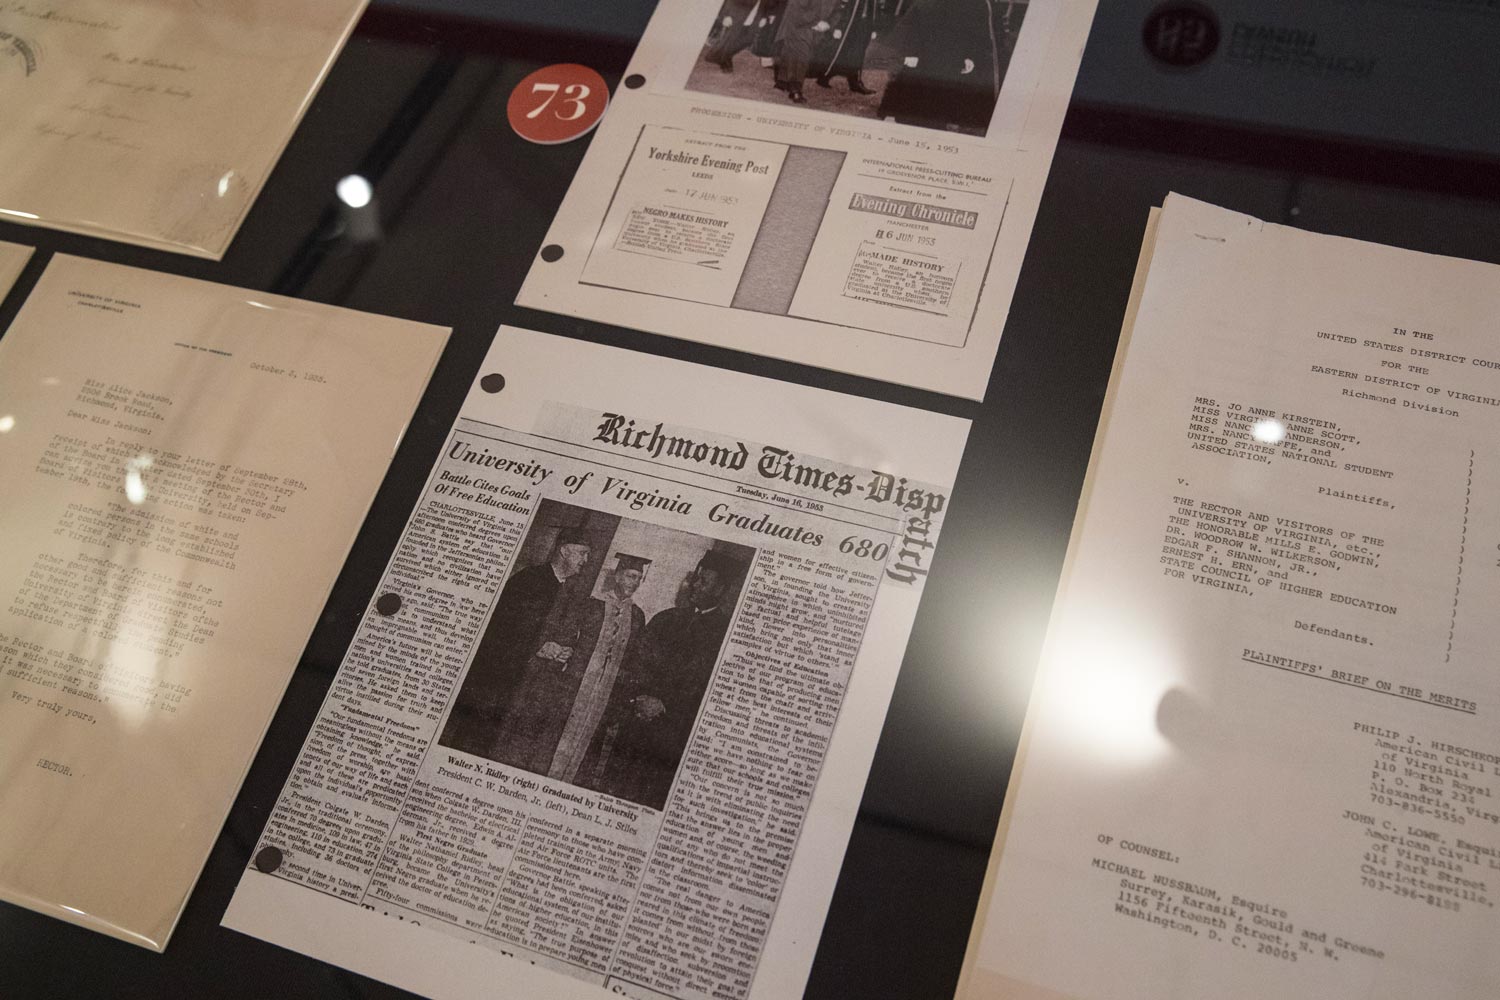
[224,327,969,1000]
[959,195,1500,999]
[0,256,447,949]
[0,240,31,297]
[0,0,367,257]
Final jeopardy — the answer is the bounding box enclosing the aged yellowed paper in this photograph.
[0,0,367,257]
[0,255,448,949]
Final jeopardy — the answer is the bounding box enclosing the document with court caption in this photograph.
[0,255,447,950]
[0,0,367,258]
[959,195,1500,1000]
[519,0,1099,400]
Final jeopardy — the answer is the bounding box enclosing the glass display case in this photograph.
[4,1,1499,997]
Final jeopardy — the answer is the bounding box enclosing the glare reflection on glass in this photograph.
[1051,630,1174,765]
[336,174,373,209]
[0,414,13,433]
[125,453,153,505]
[216,170,236,198]
[1251,417,1285,444]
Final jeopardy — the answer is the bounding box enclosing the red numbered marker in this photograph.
[507,64,610,145]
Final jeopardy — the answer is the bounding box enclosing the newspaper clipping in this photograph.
[224,327,968,1000]
[518,0,1102,400]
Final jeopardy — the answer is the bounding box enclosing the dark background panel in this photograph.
[3,1,1498,997]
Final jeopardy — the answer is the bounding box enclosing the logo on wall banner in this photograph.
[1143,1,1220,69]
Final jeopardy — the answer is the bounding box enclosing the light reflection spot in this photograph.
[336,174,373,209]
[1251,417,1285,444]
[125,453,154,505]
[1050,629,1174,765]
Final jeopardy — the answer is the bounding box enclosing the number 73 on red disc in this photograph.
[507,63,610,145]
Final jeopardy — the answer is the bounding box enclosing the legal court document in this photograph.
[0,240,32,297]
[0,0,367,257]
[0,256,447,949]
[960,195,1500,1000]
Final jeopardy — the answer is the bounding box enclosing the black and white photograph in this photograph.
[685,0,1029,135]
[439,498,754,812]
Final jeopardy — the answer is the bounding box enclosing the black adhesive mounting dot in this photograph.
[480,373,506,394]
[623,74,645,89]
[253,846,283,874]
[375,593,402,616]
[540,244,564,263]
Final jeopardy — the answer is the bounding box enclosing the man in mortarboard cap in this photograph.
[439,525,594,756]
[488,552,651,781]
[581,547,748,810]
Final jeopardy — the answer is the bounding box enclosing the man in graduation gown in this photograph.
[812,0,888,94]
[582,549,746,811]
[704,0,760,71]
[877,0,1016,134]
[439,526,593,756]
[751,0,789,63]
[487,554,650,780]
[773,0,838,103]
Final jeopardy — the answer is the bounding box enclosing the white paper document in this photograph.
[0,240,32,297]
[0,0,368,258]
[0,256,448,949]
[959,195,1500,999]
[224,326,970,1000]
[518,0,1100,400]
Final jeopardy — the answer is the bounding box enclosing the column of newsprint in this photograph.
[251,420,885,1000]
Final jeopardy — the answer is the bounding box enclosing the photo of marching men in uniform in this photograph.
[687,0,1028,135]
[439,499,754,812]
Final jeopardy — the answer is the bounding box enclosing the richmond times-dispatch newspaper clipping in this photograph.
[225,338,961,1000]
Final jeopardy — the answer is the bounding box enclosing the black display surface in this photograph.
[5,1,1500,996]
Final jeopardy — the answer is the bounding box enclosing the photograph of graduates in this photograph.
[439,498,754,812]
[687,0,1029,136]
